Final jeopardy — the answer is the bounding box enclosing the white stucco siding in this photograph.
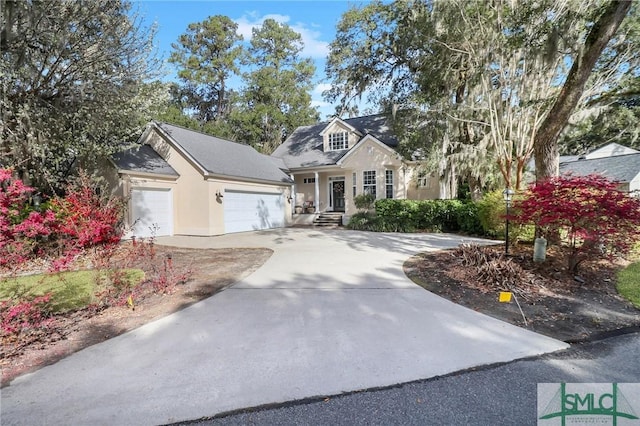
[404,166,441,200]
[145,130,211,236]
[628,173,640,196]
[338,138,403,215]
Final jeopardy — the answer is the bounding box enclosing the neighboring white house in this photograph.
[559,143,640,194]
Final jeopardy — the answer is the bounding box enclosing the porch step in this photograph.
[313,212,343,227]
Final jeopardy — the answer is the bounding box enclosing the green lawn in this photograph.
[0,269,145,313]
[617,262,640,309]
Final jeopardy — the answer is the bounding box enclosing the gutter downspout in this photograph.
[314,171,320,213]
[290,173,296,216]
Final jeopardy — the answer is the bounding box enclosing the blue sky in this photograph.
[134,0,371,118]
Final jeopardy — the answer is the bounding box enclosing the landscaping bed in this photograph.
[1,245,272,387]
[405,244,640,342]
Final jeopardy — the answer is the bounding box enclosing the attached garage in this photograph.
[224,190,286,234]
[130,188,173,238]
[114,122,293,236]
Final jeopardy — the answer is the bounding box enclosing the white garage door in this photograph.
[224,190,285,234]
[130,188,173,238]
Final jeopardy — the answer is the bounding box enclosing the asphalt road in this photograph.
[175,332,640,426]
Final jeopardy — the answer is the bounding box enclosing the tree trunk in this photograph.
[534,0,632,181]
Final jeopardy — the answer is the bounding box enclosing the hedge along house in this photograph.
[271,114,444,223]
[112,122,293,238]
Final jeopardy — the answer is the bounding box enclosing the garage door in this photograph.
[130,188,173,238]
[224,190,285,234]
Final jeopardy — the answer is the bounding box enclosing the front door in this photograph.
[330,180,345,212]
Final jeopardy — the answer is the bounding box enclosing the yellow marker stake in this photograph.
[499,291,512,303]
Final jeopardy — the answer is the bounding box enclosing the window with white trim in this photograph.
[386,170,394,199]
[328,132,348,150]
[352,172,357,197]
[363,170,376,197]
[303,177,316,184]
[417,172,429,188]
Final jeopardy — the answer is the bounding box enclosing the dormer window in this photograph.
[328,132,348,150]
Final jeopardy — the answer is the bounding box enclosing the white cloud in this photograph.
[311,99,332,108]
[234,13,329,59]
[313,83,332,96]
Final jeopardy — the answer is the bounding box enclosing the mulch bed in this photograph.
[404,244,640,342]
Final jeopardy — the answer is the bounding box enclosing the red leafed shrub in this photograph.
[513,174,640,273]
[0,169,125,271]
[49,172,125,252]
[0,294,54,337]
[0,169,45,266]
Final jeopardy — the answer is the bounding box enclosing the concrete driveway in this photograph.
[1,229,568,425]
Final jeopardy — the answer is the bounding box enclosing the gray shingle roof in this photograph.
[560,153,640,183]
[272,114,399,169]
[155,122,293,185]
[113,144,179,177]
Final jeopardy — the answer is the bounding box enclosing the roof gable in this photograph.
[113,144,179,178]
[337,134,401,166]
[319,117,362,137]
[272,114,399,169]
[585,142,639,159]
[148,122,292,185]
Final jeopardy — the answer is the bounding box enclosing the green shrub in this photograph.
[372,199,483,234]
[374,199,418,232]
[346,212,384,231]
[348,198,487,235]
[477,190,504,238]
[477,190,534,242]
[354,193,376,211]
[432,199,463,232]
[455,202,484,235]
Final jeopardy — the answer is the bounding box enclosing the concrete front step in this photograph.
[313,212,343,227]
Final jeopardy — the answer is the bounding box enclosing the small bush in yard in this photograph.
[0,169,125,271]
[476,190,534,242]
[47,171,125,269]
[455,202,484,235]
[346,212,384,231]
[354,193,376,211]
[513,174,640,273]
[1,294,54,337]
[0,169,46,266]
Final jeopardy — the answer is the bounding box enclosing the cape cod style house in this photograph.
[271,114,442,222]
[111,114,443,237]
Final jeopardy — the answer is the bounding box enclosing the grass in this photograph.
[617,261,640,309]
[0,269,145,313]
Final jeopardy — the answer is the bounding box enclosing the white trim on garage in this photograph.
[223,190,286,234]
[130,188,173,238]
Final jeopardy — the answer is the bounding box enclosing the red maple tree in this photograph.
[513,174,640,273]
